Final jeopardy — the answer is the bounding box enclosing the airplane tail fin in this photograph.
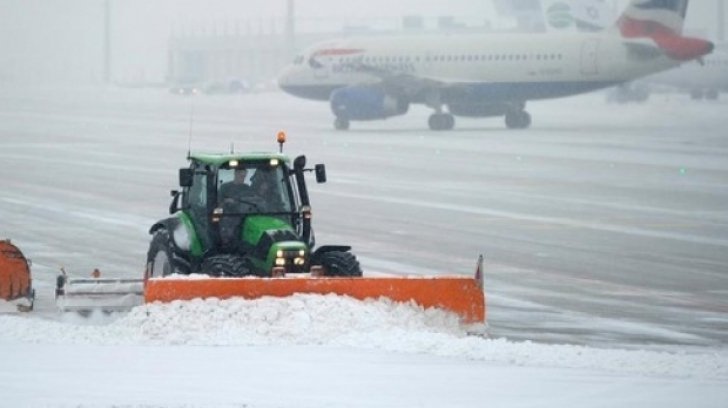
[615,0,713,61]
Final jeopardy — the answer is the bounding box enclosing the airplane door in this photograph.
[313,64,329,80]
[424,51,434,72]
[580,39,600,76]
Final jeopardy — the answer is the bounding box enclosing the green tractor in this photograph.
[146,145,362,279]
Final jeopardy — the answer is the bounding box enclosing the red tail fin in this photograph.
[616,0,713,61]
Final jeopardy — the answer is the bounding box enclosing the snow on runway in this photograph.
[1,85,727,406]
[1,295,727,407]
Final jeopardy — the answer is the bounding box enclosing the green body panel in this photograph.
[242,216,307,273]
[241,216,295,245]
[176,211,204,258]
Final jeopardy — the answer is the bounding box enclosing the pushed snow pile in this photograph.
[124,294,464,346]
[1,294,726,379]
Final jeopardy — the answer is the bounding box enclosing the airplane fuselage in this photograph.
[279,33,679,104]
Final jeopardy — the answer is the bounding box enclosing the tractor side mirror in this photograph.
[169,190,181,214]
[315,164,327,183]
[294,155,307,170]
[179,168,193,187]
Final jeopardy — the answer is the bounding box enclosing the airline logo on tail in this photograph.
[617,0,712,61]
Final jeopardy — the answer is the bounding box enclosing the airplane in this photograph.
[277,0,714,131]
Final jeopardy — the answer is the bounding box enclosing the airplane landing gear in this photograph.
[428,113,455,131]
[334,117,350,131]
[505,110,531,130]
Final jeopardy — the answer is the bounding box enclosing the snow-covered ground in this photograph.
[1,86,727,407]
[2,295,727,407]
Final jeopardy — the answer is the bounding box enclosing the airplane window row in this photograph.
[336,54,565,64]
[704,59,728,66]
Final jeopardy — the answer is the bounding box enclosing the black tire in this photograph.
[147,230,184,277]
[200,255,262,277]
[334,117,350,130]
[318,251,362,277]
[505,111,520,129]
[519,111,532,129]
[505,110,531,129]
[428,113,454,131]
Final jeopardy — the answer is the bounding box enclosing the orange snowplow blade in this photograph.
[145,276,486,324]
[0,239,32,302]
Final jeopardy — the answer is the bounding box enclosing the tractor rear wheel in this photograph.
[319,251,362,277]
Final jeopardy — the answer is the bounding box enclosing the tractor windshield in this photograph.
[217,163,293,213]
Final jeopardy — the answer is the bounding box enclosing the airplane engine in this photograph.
[330,86,409,120]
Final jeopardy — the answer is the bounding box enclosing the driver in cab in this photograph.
[217,167,254,248]
[219,168,253,205]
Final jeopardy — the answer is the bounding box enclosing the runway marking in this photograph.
[318,190,728,248]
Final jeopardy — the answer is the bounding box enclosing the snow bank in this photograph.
[1,294,726,380]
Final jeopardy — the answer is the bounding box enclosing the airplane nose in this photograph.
[276,66,295,91]
[277,66,293,93]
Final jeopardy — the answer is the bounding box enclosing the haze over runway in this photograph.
[1,86,726,349]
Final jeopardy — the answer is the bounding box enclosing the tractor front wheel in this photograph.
[318,251,362,277]
[200,255,260,277]
[147,230,183,278]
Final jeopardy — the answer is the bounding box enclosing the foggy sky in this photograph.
[0,0,723,85]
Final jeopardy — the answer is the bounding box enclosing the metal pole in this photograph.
[285,0,295,60]
[719,0,725,43]
[104,0,111,84]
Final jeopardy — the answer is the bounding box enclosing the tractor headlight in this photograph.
[276,249,284,258]
[275,257,286,266]
[294,257,305,266]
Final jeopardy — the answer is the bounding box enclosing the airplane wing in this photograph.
[343,61,457,104]
[351,62,440,88]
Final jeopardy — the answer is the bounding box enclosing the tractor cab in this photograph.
[176,154,301,253]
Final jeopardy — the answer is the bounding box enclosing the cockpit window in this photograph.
[293,55,304,65]
[308,57,323,69]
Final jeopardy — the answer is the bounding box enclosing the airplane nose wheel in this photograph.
[428,113,455,131]
[505,110,532,129]
[334,117,350,131]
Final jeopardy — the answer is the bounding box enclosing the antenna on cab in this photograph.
[187,103,195,160]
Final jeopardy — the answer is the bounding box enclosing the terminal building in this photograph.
[165,16,492,91]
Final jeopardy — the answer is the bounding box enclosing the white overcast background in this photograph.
[0,0,724,85]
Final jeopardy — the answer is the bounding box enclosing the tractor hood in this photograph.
[242,215,308,272]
